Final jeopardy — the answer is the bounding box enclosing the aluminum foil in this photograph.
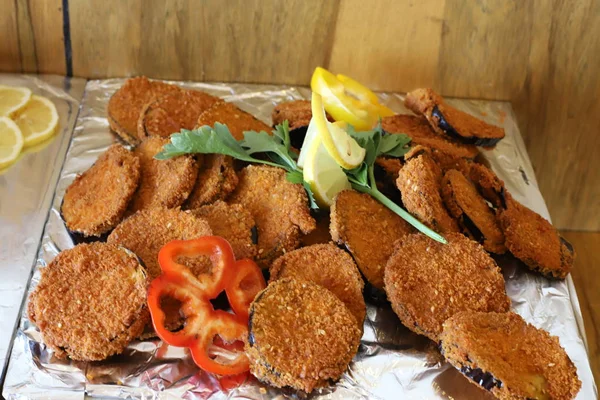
[2,78,596,399]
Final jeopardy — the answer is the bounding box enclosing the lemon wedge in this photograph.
[13,95,59,147]
[0,85,32,117]
[0,117,24,169]
[310,93,365,170]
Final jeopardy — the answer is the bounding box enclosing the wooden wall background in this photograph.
[1,0,599,231]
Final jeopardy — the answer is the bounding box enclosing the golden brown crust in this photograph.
[197,101,271,141]
[192,200,257,260]
[498,194,574,279]
[397,153,460,234]
[107,207,212,280]
[185,154,238,209]
[404,88,505,146]
[271,100,312,130]
[107,76,181,145]
[28,243,148,361]
[61,145,140,236]
[382,114,479,159]
[229,165,315,266]
[129,137,198,213]
[300,212,332,246]
[441,311,581,400]
[270,243,365,326]
[247,278,361,392]
[330,190,414,289]
[441,169,506,254]
[469,163,506,209]
[137,90,221,139]
[384,234,510,341]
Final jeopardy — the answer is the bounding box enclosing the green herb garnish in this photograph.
[156,121,446,244]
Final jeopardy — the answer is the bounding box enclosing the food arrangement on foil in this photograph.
[5,68,590,400]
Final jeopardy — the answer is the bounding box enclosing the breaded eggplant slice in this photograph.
[193,200,257,260]
[129,137,198,213]
[197,101,271,141]
[397,153,460,233]
[382,114,479,159]
[137,89,221,139]
[247,278,361,392]
[405,88,505,146]
[27,243,148,361]
[384,234,510,341]
[270,243,366,326]
[441,169,506,253]
[469,163,506,209]
[229,165,315,266]
[498,193,574,279]
[108,207,212,280]
[107,76,181,145]
[61,144,140,237]
[441,311,581,399]
[271,100,312,149]
[330,190,414,289]
[300,211,331,246]
[185,154,238,209]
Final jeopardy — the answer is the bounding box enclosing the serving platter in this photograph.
[1,78,596,399]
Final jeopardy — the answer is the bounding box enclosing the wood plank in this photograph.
[28,0,65,74]
[560,231,600,385]
[14,0,38,72]
[69,0,339,83]
[513,0,600,231]
[328,0,445,92]
[0,0,22,72]
[437,0,533,100]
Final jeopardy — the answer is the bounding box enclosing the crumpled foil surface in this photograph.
[1,78,597,399]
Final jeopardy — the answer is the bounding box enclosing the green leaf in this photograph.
[379,132,411,157]
[286,170,318,210]
[241,124,297,171]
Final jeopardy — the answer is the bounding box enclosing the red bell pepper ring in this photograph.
[226,259,266,321]
[147,236,265,376]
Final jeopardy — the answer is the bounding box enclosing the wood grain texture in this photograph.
[69,0,339,84]
[560,231,600,385]
[0,0,23,72]
[329,0,445,92]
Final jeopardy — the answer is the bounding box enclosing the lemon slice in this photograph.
[0,85,32,117]
[13,95,59,147]
[311,93,365,170]
[302,134,351,208]
[0,117,24,169]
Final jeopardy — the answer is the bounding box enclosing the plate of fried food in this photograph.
[3,69,595,400]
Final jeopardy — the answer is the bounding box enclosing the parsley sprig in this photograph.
[156,121,446,243]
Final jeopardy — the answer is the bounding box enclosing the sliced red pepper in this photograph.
[148,236,266,376]
[226,259,266,321]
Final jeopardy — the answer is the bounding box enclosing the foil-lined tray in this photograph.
[1,78,597,399]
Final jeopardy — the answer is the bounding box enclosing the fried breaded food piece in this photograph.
[441,311,581,400]
[61,145,140,236]
[382,114,479,159]
[397,153,460,233]
[405,89,505,146]
[197,101,271,141]
[129,137,198,213]
[300,211,331,246]
[193,200,257,260]
[185,154,238,209]
[137,89,221,139]
[330,190,414,289]
[498,193,574,279]
[442,169,506,253]
[107,207,212,279]
[247,278,361,392]
[271,100,312,130]
[229,165,315,266]
[384,233,510,341]
[27,243,148,361]
[469,163,506,209]
[375,157,404,180]
[270,243,365,326]
[403,144,472,176]
[108,76,181,144]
